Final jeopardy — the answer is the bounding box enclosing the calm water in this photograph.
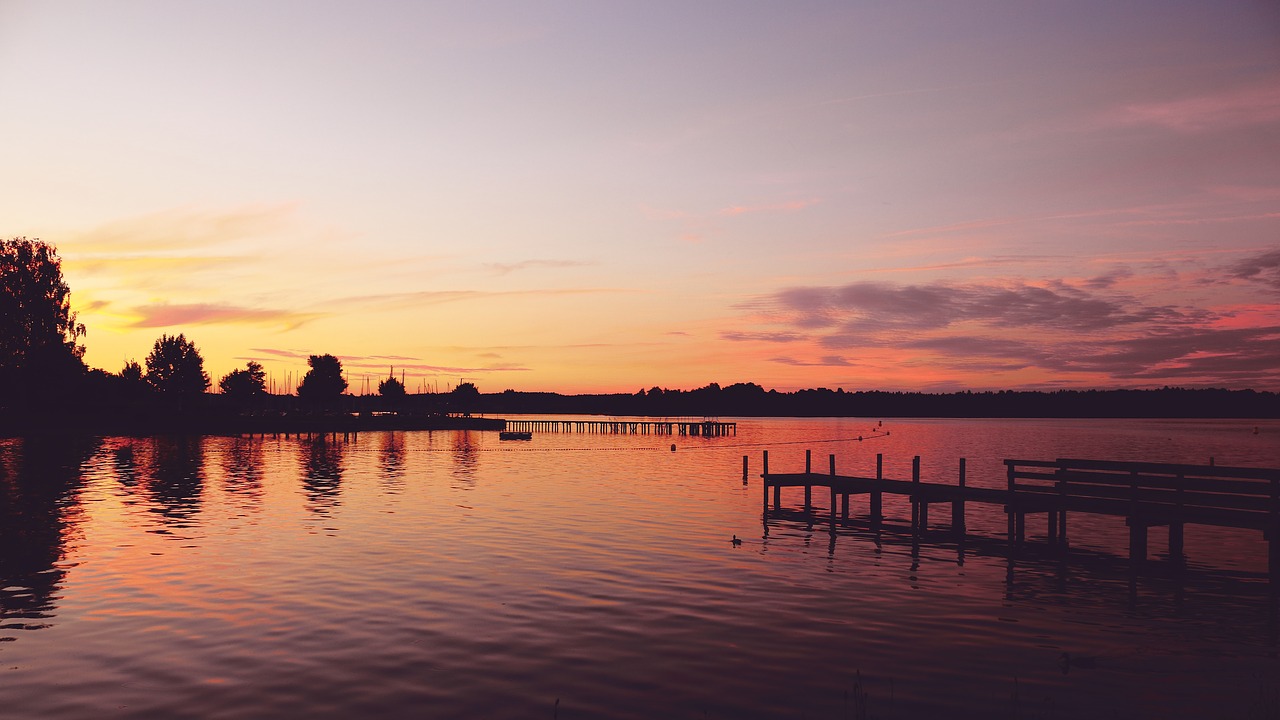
[1,417,1278,719]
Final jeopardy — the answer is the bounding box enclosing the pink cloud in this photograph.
[1112,80,1280,133]
[130,303,320,330]
[718,198,820,216]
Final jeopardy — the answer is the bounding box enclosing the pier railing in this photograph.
[503,419,735,436]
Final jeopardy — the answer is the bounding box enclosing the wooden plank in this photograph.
[1052,469,1271,495]
[1056,458,1280,481]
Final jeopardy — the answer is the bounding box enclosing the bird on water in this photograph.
[731,535,743,546]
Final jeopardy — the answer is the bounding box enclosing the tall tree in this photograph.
[378,367,406,400]
[219,361,267,399]
[0,238,87,403]
[297,354,347,402]
[145,334,210,395]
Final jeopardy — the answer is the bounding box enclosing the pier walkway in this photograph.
[759,450,1280,575]
[504,419,735,436]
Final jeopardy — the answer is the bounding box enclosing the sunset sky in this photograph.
[2,1,1278,393]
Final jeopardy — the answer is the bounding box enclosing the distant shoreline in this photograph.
[1,385,1275,437]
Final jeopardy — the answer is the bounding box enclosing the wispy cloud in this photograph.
[483,259,594,275]
[66,204,296,254]
[718,198,820,216]
[769,355,857,367]
[326,287,625,310]
[1230,247,1280,291]
[722,330,808,343]
[246,347,531,375]
[1111,79,1280,133]
[130,303,321,330]
[767,281,1195,336]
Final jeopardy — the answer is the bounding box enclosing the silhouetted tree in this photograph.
[297,354,347,402]
[145,333,210,395]
[0,237,87,406]
[219,361,267,399]
[378,368,406,400]
[121,360,144,384]
[449,381,479,414]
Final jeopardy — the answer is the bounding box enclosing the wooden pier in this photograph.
[503,419,736,436]
[759,450,1280,575]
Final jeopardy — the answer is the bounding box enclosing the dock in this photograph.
[503,419,736,436]
[758,450,1280,576]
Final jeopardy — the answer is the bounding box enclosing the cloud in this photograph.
[130,303,321,330]
[327,287,624,310]
[245,347,531,375]
[718,198,820,216]
[1112,79,1280,134]
[483,259,594,275]
[1230,247,1280,291]
[725,269,1280,388]
[67,204,296,254]
[767,280,1191,337]
[883,217,1019,239]
[769,355,857,367]
[721,331,808,343]
[1084,267,1134,290]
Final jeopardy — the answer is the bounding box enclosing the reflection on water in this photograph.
[0,436,98,633]
[451,430,477,487]
[111,443,139,487]
[220,436,264,502]
[301,437,345,514]
[378,431,405,492]
[145,436,205,526]
[0,420,1276,719]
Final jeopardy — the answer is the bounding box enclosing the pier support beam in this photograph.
[952,458,967,537]
[828,454,837,534]
[910,456,921,535]
[1169,523,1185,562]
[804,450,812,514]
[761,451,770,512]
[1129,519,1148,565]
[871,454,884,528]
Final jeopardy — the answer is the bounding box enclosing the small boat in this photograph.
[499,431,532,440]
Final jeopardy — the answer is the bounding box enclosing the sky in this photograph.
[2,1,1278,394]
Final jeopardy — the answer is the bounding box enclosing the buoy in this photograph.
[670,443,676,452]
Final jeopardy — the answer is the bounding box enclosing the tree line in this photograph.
[2,237,1276,433]
[0,237,426,431]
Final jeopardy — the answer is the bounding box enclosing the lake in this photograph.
[1,417,1278,719]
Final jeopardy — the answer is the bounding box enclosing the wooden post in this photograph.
[1057,462,1069,549]
[1130,520,1148,565]
[769,450,780,509]
[804,450,812,514]
[1007,461,1017,549]
[911,456,921,534]
[953,458,966,536]
[1170,473,1185,562]
[1270,471,1279,581]
[829,455,837,533]
[872,453,883,526]
[761,451,769,512]
[743,455,749,484]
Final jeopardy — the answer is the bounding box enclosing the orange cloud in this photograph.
[67,204,296,254]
